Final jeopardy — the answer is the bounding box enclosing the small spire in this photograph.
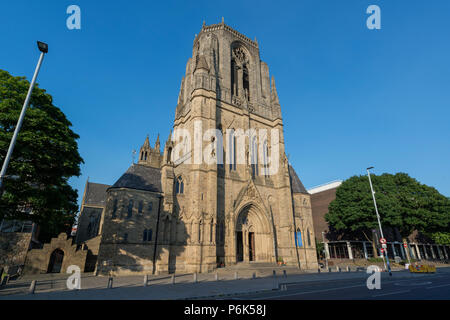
[155,134,161,152]
[221,17,224,24]
[143,134,150,148]
[203,20,206,27]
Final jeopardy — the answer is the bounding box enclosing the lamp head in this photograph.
[37,41,48,53]
[367,166,374,170]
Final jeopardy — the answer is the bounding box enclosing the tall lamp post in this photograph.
[367,166,392,276]
[0,41,48,191]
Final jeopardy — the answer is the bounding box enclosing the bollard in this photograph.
[28,280,37,294]
[346,266,350,272]
[171,274,175,284]
[252,272,256,279]
[328,267,331,272]
[0,275,8,286]
[283,270,287,278]
[272,279,278,290]
[273,270,276,278]
[318,268,321,273]
[336,266,340,272]
[107,277,113,289]
[143,274,148,287]
[193,272,197,283]
[234,271,238,280]
[215,273,219,281]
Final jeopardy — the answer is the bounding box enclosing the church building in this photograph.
[65,21,318,275]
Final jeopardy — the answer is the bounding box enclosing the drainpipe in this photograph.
[288,166,301,270]
[152,195,163,275]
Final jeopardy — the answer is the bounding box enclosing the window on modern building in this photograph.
[175,176,184,194]
[138,201,143,214]
[127,200,133,218]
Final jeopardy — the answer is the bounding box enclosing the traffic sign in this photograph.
[380,238,387,244]
[403,243,407,248]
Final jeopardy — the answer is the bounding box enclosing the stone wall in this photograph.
[0,232,32,269]
[23,233,88,275]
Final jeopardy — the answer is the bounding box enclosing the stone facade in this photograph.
[0,232,32,269]
[71,21,318,276]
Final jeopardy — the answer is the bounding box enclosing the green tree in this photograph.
[0,69,83,241]
[326,173,450,246]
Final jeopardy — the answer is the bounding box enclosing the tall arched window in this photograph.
[231,45,250,101]
[127,200,133,218]
[263,140,269,177]
[251,136,258,178]
[175,176,184,194]
[167,147,172,163]
[228,133,237,171]
[112,199,118,218]
[307,228,311,247]
[143,229,152,242]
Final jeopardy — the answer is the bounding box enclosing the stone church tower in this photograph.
[90,21,318,275]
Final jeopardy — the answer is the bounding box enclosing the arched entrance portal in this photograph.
[235,204,273,263]
[47,249,64,273]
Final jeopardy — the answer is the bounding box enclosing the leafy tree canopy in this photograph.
[0,69,83,241]
[325,173,450,242]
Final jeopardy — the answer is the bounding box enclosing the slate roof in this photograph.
[288,165,309,194]
[83,182,110,206]
[110,164,162,193]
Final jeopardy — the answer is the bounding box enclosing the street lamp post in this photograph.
[322,231,328,270]
[0,41,48,191]
[367,167,392,276]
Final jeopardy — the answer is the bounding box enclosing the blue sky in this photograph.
[1,0,449,207]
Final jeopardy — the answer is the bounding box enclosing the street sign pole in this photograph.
[367,167,392,276]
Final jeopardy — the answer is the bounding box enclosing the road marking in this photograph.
[394,281,432,286]
[372,290,411,297]
[425,283,450,290]
[246,284,367,300]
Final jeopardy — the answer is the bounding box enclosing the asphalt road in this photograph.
[230,270,450,300]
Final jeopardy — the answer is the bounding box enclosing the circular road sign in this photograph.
[380,238,387,244]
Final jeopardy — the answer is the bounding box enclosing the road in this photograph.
[229,269,450,300]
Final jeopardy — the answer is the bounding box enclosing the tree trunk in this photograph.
[403,237,412,263]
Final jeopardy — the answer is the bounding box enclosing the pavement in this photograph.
[0,266,449,300]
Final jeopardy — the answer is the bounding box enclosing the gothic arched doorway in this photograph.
[47,249,64,273]
[235,204,272,263]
